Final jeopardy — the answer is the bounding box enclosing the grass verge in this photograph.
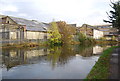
[84,46,120,80]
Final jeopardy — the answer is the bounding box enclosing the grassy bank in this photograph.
[85,46,120,80]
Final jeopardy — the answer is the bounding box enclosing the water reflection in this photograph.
[2,45,112,70]
[93,46,104,54]
[2,44,116,79]
[2,48,49,70]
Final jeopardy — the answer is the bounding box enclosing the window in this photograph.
[7,21,9,23]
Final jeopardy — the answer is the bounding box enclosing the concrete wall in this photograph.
[25,31,47,40]
[93,29,103,39]
[9,32,17,39]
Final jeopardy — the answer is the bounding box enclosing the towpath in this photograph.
[109,47,120,80]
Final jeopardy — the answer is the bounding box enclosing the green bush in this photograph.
[48,22,62,46]
[76,32,96,44]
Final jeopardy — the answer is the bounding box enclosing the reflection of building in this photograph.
[93,46,103,54]
[2,45,110,71]
[79,47,93,57]
[2,48,49,70]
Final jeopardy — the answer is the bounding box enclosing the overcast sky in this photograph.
[0,0,119,26]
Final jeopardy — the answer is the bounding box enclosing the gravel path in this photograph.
[109,47,120,80]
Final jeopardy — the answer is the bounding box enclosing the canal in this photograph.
[0,44,115,79]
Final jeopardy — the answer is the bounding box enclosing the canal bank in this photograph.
[0,42,49,49]
[1,40,119,49]
[85,46,120,80]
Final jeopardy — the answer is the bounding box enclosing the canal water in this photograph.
[0,44,114,79]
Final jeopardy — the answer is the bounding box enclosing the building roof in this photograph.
[100,28,119,35]
[80,24,98,30]
[94,24,112,29]
[0,14,50,32]
[10,17,49,31]
[98,27,118,32]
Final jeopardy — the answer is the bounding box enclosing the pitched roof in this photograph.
[0,14,50,32]
[10,17,49,31]
[80,24,98,30]
[94,24,112,27]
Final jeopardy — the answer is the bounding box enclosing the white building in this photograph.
[93,29,103,39]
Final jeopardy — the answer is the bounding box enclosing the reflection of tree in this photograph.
[75,44,94,57]
[47,45,76,69]
[47,46,62,69]
[59,45,76,65]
